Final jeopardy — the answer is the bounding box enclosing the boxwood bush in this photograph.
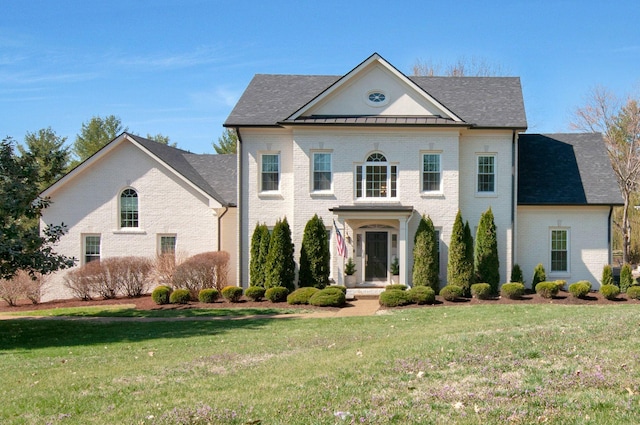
[470,283,492,300]
[554,280,567,291]
[169,288,191,304]
[331,285,347,294]
[198,288,219,303]
[568,281,591,299]
[407,286,435,305]
[626,285,640,300]
[600,284,620,300]
[245,286,266,301]
[439,285,463,301]
[535,281,559,299]
[379,289,410,307]
[386,284,407,291]
[221,286,243,303]
[265,286,289,303]
[309,287,346,307]
[501,282,525,300]
[151,285,172,305]
[287,287,320,305]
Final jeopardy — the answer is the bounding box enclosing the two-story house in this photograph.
[225,53,621,290]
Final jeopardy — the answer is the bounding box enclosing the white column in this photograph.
[399,217,408,286]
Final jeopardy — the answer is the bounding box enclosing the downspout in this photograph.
[608,205,613,264]
[511,131,517,275]
[235,127,244,287]
[217,206,229,251]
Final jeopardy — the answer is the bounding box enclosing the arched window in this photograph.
[120,188,138,228]
[355,152,397,198]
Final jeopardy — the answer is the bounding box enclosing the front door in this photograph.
[365,231,388,282]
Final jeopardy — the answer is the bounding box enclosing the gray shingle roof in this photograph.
[129,134,236,206]
[518,133,622,205]
[224,74,527,129]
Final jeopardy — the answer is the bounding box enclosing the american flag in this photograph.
[334,220,347,258]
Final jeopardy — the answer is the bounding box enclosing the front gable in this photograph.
[287,53,462,122]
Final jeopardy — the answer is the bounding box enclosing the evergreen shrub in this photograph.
[245,286,266,301]
[470,283,492,300]
[265,286,289,303]
[221,286,243,303]
[601,264,614,287]
[198,288,219,303]
[531,263,546,291]
[554,280,567,291]
[169,288,191,304]
[298,214,330,288]
[407,286,436,305]
[510,264,524,284]
[287,287,320,305]
[379,289,410,307]
[535,281,559,299]
[309,287,346,307]
[600,284,620,300]
[626,285,640,300]
[501,282,525,300]
[151,285,172,305]
[386,284,407,291]
[439,285,463,301]
[620,264,633,293]
[568,281,591,299]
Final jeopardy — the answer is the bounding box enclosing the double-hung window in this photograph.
[422,153,441,192]
[159,235,177,256]
[355,153,397,199]
[84,235,101,264]
[550,229,569,272]
[261,153,280,192]
[312,152,332,192]
[477,155,496,193]
[120,188,139,228]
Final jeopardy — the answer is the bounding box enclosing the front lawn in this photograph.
[1,304,639,424]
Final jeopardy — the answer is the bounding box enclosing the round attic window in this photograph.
[366,90,388,106]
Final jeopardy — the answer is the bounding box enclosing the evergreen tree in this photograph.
[510,264,524,283]
[249,223,269,287]
[463,220,475,286]
[257,225,271,284]
[18,127,70,191]
[448,211,474,295]
[412,215,439,291]
[531,263,546,291]
[620,263,633,293]
[264,217,295,291]
[475,207,500,294]
[298,214,330,288]
[601,264,614,287]
[213,128,237,154]
[72,115,126,165]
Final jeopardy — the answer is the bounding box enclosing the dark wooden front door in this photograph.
[365,232,388,281]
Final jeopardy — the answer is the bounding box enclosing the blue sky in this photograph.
[2,0,639,154]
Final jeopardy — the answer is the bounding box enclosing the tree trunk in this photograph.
[623,193,631,264]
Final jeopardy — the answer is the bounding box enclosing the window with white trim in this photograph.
[312,152,332,191]
[84,235,101,264]
[422,153,441,192]
[120,188,138,228]
[355,152,397,199]
[477,155,496,193]
[550,229,569,272]
[159,235,177,256]
[261,153,280,192]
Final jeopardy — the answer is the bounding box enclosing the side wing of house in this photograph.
[227,53,527,290]
[516,133,622,288]
[41,135,234,301]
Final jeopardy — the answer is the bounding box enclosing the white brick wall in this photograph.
[41,140,232,301]
[517,205,611,289]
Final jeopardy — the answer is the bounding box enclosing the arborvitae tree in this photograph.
[510,264,524,283]
[601,264,614,287]
[249,223,269,287]
[257,225,271,284]
[298,214,330,288]
[264,217,295,291]
[463,220,475,285]
[412,215,439,291]
[531,263,546,291]
[475,207,500,294]
[620,263,633,293]
[448,211,474,295]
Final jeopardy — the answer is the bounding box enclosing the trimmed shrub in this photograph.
[332,285,347,294]
[152,285,172,305]
[470,283,492,300]
[386,284,407,291]
[501,282,525,300]
[169,288,191,304]
[601,264,614,287]
[439,285,463,301]
[600,284,620,300]
[264,217,296,291]
[250,223,269,287]
[298,214,330,288]
[536,281,559,299]
[245,286,266,302]
[309,287,346,307]
[118,257,154,298]
[448,211,474,295]
[510,264,524,284]
[0,270,48,306]
[172,251,230,297]
[554,280,567,291]
[221,286,243,303]
[198,288,219,303]
[64,264,98,300]
[531,263,546,291]
[568,281,591,299]
[620,264,633,293]
[265,286,289,303]
[475,207,500,294]
[379,289,410,307]
[626,285,640,300]
[413,215,440,291]
[287,287,320,305]
[407,286,436,305]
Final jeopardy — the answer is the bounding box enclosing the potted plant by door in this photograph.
[390,256,400,284]
[344,257,357,287]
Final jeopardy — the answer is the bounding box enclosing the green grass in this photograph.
[1,304,639,424]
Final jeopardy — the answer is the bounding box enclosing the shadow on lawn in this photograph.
[0,316,278,351]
